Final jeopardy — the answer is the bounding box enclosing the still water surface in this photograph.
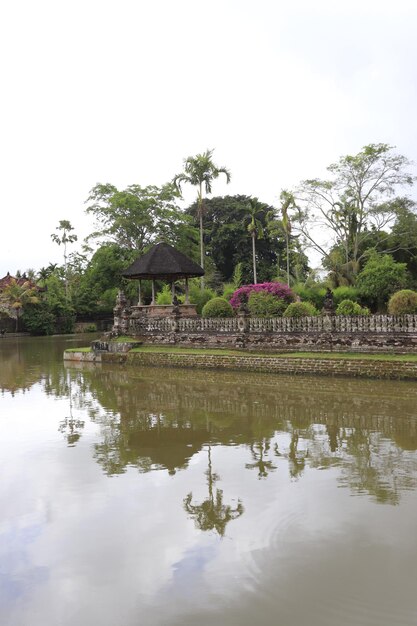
[1,335,417,626]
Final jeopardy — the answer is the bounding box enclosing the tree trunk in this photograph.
[252,233,257,284]
[199,183,205,290]
[285,231,290,286]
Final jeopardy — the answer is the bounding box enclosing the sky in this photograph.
[1,0,417,276]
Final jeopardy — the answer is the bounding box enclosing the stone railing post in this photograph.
[113,290,131,335]
[237,310,249,333]
[236,311,249,348]
[169,304,180,341]
[120,304,132,335]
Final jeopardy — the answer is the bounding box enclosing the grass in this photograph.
[109,336,138,343]
[63,344,417,362]
[128,346,417,362]
[129,346,249,356]
[65,347,92,353]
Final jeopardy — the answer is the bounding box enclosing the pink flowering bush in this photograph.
[230,282,294,310]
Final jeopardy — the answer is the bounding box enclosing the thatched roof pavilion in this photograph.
[122,242,204,310]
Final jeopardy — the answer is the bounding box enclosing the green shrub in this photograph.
[283,301,318,318]
[156,284,172,305]
[292,284,326,310]
[336,299,370,316]
[222,283,236,301]
[332,286,359,306]
[97,287,119,313]
[356,252,409,311]
[189,285,216,314]
[55,313,76,334]
[388,290,417,315]
[85,323,98,332]
[248,291,287,317]
[22,303,55,336]
[202,297,234,318]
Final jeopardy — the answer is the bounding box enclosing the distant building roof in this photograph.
[122,242,204,280]
[0,273,42,292]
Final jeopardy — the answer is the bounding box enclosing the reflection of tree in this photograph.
[58,417,85,446]
[184,446,243,536]
[0,340,42,395]
[288,431,308,480]
[63,363,417,504]
[55,371,85,446]
[92,410,209,476]
[245,439,277,478]
[338,429,417,505]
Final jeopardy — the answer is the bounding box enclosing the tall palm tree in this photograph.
[51,220,77,299]
[173,149,231,288]
[245,198,267,285]
[279,190,296,286]
[37,267,50,287]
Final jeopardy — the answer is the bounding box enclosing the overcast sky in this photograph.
[1,0,417,277]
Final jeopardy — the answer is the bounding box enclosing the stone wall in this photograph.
[124,314,417,353]
[64,349,417,380]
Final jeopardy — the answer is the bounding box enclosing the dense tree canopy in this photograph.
[295,144,415,276]
[85,182,198,258]
[187,195,308,285]
[8,144,417,329]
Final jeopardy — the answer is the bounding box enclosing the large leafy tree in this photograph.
[72,244,137,315]
[85,182,198,257]
[173,149,231,286]
[295,144,415,277]
[385,199,417,284]
[189,195,307,285]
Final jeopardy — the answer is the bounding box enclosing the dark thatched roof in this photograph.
[122,242,204,280]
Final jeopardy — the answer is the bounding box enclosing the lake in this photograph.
[1,335,417,626]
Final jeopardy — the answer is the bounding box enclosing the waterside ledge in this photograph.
[64,349,417,380]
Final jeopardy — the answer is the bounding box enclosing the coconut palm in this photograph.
[51,221,77,299]
[173,149,231,288]
[1,279,39,331]
[37,267,50,287]
[245,198,267,284]
[279,190,296,286]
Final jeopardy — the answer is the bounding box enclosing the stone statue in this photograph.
[322,288,335,315]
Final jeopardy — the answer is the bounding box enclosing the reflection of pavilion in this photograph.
[121,242,204,318]
[119,416,209,475]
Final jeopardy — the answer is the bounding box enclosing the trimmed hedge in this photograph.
[248,291,287,317]
[388,290,417,315]
[283,301,318,317]
[202,297,234,318]
[336,299,370,316]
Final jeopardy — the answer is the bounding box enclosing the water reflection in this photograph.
[184,446,244,536]
[2,338,417,626]
[245,440,277,478]
[57,363,417,506]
